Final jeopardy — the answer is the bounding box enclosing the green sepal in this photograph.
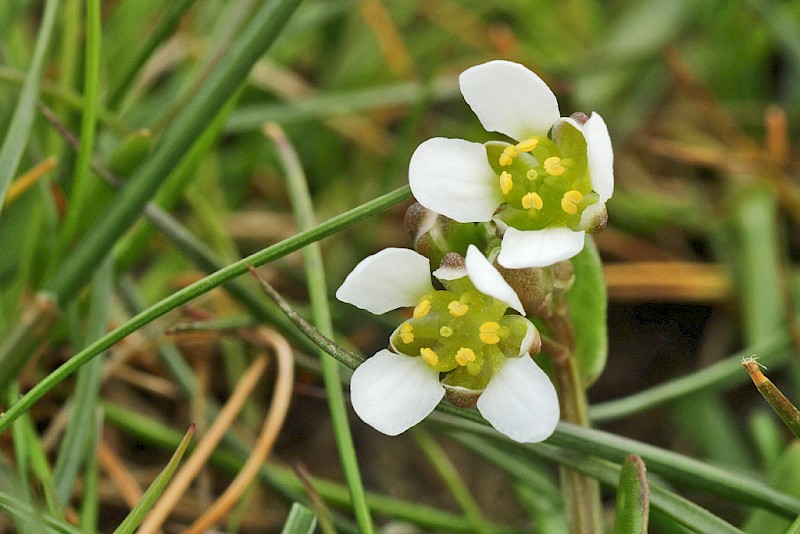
[566,235,608,387]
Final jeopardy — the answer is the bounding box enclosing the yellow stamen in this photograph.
[399,322,414,344]
[448,300,469,317]
[413,299,431,318]
[561,190,583,215]
[516,138,539,152]
[526,169,538,181]
[420,347,439,366]
[521,192,543,210]
[455,347,476,367]
[544,156,566,176]
[479,322,501,345]
[499,146,518,167]
[499,171,513,195]
[439,326,453,338]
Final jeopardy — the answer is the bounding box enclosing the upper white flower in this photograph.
[409,60,614,268]
[336,246,560,443]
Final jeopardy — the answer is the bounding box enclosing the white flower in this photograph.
[336,246,560,443]
[409,60,614,269]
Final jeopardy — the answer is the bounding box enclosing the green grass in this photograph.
[1,0,800,532]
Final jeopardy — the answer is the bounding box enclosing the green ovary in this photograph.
[486,125,597,232]
[391,289,532,391]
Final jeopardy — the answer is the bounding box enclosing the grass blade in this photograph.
[0,0,58,219]
[111,423,196,534]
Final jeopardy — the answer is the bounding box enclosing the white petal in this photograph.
[477,355,560,443]
[409,138,501,223]
[497,227,586,268]
[584,113,614,202]
[350,349,444,436]
[465,245,525,314]
[336,248,433,314]
[459,60,560,140]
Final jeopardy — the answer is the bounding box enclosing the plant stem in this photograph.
[544,307,604,534]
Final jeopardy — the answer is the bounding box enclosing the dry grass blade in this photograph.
[98,441,144,510]
[604,262,731,302]
[137,352,269,532]
[184,328,294,533]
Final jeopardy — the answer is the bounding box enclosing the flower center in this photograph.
[392,289,516,378]
[486,128,597,232]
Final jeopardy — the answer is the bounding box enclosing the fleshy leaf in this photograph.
[613,454,649,534]
[566,235,608,386]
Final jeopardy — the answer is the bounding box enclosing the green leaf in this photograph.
[280,503,317,534]
[567,235,608,386]
[613,455,649,534]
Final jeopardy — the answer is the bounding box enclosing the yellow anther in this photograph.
[561,190,584,215]
[521,192,543,210]
[399,322,414,344]
[448,300,469,317]
[499,145,518,167]
[479,322,501,345]
[420,347,439,366]
[439,326,453,338]
[455,347,477,367]
[413,299,431,318]
[544,156,566,176]
[516,138,539,152]
[499,171,513,195]
[526,169,538,181]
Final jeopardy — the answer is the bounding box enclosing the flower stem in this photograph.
[543,308,604,534]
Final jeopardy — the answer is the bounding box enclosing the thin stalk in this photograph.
[0,185,411,433]
[543,308,603,534]
[266,123,374,534]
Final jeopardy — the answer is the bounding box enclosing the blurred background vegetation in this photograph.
[2,0,800,532]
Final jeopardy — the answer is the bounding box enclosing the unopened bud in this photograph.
[492,259,556,316]
[442,384,482,409]
[579,203,608,234]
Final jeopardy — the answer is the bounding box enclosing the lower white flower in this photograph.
[337,246,560,443]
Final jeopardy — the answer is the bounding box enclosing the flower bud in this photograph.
[404,202,489,269]
[491,258,556,317]
[442,384,482,409]
[579,202,608,234]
